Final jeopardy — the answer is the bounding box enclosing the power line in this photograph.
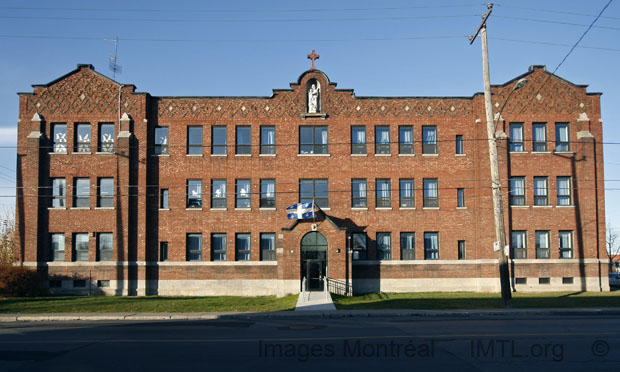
[494,3,620,21]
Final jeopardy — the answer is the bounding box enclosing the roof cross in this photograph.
[307,50,319,70]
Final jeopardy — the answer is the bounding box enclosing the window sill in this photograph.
[235,154,251,157]
[210,208,228,211]
[376,207,393,210]
[48,207,66,210]
[351,153,368,157]
[374,154,391,157]
[399,207,416,210]
[532,151,551,154]
[455,154,466,157]
[554,151,575,155]
[556,205,575,208]
[151,154,170,157]
[422,153,438,157]
[297,154,331,157]
[50,152,67,155]
[351,207,368,210]
[456,207,468,210]
[509,151,529,154]
[259,207,276,211]
[321,207,331,211]
[159,208,170,211]
[96,151,115,155]
[235,208,251,211]
[211,154,227,157]
[186,207,203,211]
[186,154,203,157]
[533,205,552,208]
[259,154,276,157]
[73,152,92,155]
[398,153,415,157]
[422,207,440,210]
[510,205,530,209]
[70,207,91,210]
[95,207,115,210]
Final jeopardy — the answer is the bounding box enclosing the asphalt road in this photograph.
[1,314,619,371]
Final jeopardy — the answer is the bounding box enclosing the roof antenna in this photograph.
[104,37,122,80]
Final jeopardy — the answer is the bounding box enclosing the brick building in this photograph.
[15,57,609,296]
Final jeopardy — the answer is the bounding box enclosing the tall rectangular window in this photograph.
[422,126,437,154]
[260,233,275,261]
[533,177,548,206]
[74,178,90,208]
[376,233,391,260]
[375,126,390,154]
[509,123,524,152]
[186,233,202,261]
[400,232,415,260]
[455,135,464,155]
[423,178,438,208]
[559,231,573,258]
[97,233,113,261]
[73,233,89,261]
[187,179,202,208]
[75,123,91,153]
[424,232,439,260]
[236,179,251,208]
[510,177,525,206]
[511,231,527,259]
[260,126,275,154]
[300,126,328,154]
[536,231,550,259]
[260,179,275,208]
[187,126,202,155]
[532,123,547,152]
[236,126,251,154]
[458,240,466,260]
[160,242,168,261]
[51,178,66,208]
[351,126,366,154]
[50,233,65,262]
[457,188,465,208]
[160,189,169,209]
[300,179,328,208]
[52,123,67,153]
[212,126,227,155]
[154,127,169,155]
[351,233,367,260]
[399,126,413,154]
[400,179,414,208]
[236,233,251,261]
[351,179,367,208]
[211,180,227,208]
[211,233,227,261]
[98,123,114,153]
[557,177,572,206]
[376,179,391,208]
[97,178,114,208]
[555,123,569,151]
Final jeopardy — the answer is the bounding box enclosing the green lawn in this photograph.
[332,291,620,310]
[0,295,299,314]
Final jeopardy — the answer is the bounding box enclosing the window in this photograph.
[539,277,551,285]
[455,135,464,155]
[98,123,114,153]
[50,233,65,262]
[559,231,573,258]
[458,240,466,260]
[260,179,275,208]
[351,233,367,260]
[375,126,390,154]
[515,277,527,285]
[376,179,391,208]
[75,123,90,152]
[160,242,168,261]
[351,179,367,208]
[51,178,66,208]
[351,126,366,154]
[555,123,569,151]
[399,126,413,154]
[422,126,437,154]
[73,233,89,261]
[300,179,328,208]
[211,180,227,208]
[160,189,169,209]
[211,233,226,261]
[557,177,572,205]
[423,178,438,208]
[236,233,251,261]
[535,231,550,259]
[97,233,113,261]
[510,177,525,206]
[533,177,548,206]
[49,280,62,288]
[187,234,202,261]
[236,179,251,208]
[97,280,110,288]
[154,127,169,155]
[236,126,251,155]
[260,233,275,261]
[400,179,414,208]
[376,233,391,260]
[73,280,86,288]
[424,232,439,260]
[532,123,547,152]
[509,123,524,152]
[187,126,202,155]
[187,179,202,208]
[299,126,328,154]
[562,277,574,284]
[97,178,114,208]
[260,126,275,154]
[74,178,90,208]
[400,232,415,260]
[212,126,227,155]
[52,123,67,153]
[511,231,527,259]
[457,188,465,208]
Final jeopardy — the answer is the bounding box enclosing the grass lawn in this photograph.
[0,294,299,314]
[332,291,620,310]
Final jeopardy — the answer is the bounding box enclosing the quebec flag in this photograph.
[287,202,315,220]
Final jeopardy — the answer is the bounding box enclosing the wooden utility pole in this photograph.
[469,3,512,308]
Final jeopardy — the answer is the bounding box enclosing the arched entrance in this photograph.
[300,232,328,291]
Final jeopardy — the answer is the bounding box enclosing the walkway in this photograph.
[295,289,336,311]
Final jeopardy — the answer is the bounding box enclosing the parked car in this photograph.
[609,272,620,287]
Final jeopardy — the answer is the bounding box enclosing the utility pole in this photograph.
[469,3,512,308]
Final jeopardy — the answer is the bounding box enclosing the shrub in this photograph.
[0,266,46,297]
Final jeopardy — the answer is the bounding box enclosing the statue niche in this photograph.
[306,79,321,114]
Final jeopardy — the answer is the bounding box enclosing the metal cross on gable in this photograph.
[307,50,319,70]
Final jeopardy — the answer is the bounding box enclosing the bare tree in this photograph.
[0,209,15,265]
[607,224,620,273]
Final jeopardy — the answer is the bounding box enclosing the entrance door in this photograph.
[305,259,325,291]
[300,232,328,291]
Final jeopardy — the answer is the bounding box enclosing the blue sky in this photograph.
[0,0,619,231]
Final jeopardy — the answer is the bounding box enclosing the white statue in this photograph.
[308,83,319,113]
